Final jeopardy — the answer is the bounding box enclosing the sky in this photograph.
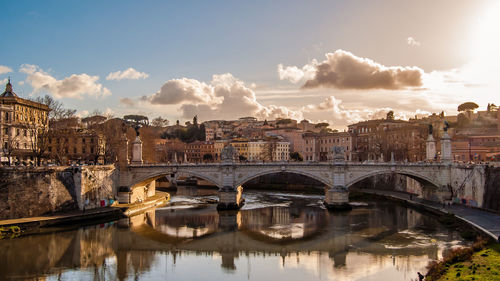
[1,0,499,130]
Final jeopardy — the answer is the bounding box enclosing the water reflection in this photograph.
[0,190,464,281]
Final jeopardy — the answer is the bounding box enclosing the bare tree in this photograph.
[26,125,51,166]
[31,95,76,120]
[151,117,169,127]
[2,132,20,166]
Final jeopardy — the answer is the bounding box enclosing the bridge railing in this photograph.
[126,160,472,168]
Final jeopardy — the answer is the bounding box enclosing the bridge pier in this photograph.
[218,210,239,231]
[324,186,352,211]
[217,186,244,211]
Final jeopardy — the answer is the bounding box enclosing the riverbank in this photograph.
[354,188,500,242]
[425,240,500,281]
[115,192,170,216]
[0,207,123,238]
[0,192,170,238]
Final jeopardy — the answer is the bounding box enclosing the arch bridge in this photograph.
[118,159,473,211]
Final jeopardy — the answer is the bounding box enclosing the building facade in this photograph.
[47,128,105,165]
[184,141,215,163]
[0,80,50,165]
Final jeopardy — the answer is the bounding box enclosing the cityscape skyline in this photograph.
[1,0,500,130]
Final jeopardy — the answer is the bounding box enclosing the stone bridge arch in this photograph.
[345,169,442,190]
[130,167,222,189]
[234,168,332,189]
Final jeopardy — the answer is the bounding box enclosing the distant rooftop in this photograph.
[0,78,17,98]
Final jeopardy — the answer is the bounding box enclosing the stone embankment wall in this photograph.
[450,165,486,208]
[0,165,116,219]
[482,166,500,211]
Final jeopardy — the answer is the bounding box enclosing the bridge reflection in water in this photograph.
[0,192,465,281]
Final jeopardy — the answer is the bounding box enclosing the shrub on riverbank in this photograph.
[425,237,491,281]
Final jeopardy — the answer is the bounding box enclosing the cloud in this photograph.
[120,97,135,107]
[76,110,89,118]
[0,65,12,75]
[144,73,303,121]
[19,64,38,74]
[279,49,423,90]
[277,62,316,84]
[106,67,149,81]
[407,37,421,47]
[147,78,221,105]
[18,81,24,85]
[20,64,110,99]
[302,96,430,125]
[0,78,7,84]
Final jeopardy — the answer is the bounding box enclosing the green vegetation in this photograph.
[425,238,500,281]
[457,102,479,112]
[386,110,394,120]
[289,152,303,161]
[276,118,293,125]
[314,122,329,128]
[436,243,500,280]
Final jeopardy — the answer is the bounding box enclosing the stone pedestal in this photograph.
[441,132,452,162]
[324,186,352,211]
[117,134,129,170]
[426,134,436,161]
[131,136,143,164]
[217,186,244,210]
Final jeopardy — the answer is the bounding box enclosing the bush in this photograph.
[425,237,488,281]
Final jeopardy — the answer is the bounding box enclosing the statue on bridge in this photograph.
[443,121,450,132]
[221,145,239,163]
[329,146,346,162]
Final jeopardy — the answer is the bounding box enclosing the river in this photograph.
[0,187,467,281]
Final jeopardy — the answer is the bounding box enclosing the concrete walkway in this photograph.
[357,188,500,242]
[0,207,123,229]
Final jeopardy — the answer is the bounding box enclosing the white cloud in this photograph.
[144,73,303,121]
[0,65,12,75]
[120,97,135,107]
[76,110,89,118]
[279,50,424,90]
[18,81,24,85]
[302,96,431,126]
[20,64,111,99]
[0,78,7,84]
[19,64,38,74]
[277,62,316,84]
[104,107,114,116]
[407,37,421,47]
[106,67,149,80]
[148,78,221,105]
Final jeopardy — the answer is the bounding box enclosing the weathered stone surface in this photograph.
[0,165,116,219]
[482,166,500,211]
[324,186,352,211]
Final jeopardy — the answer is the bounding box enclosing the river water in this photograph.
[0,188,467,281]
